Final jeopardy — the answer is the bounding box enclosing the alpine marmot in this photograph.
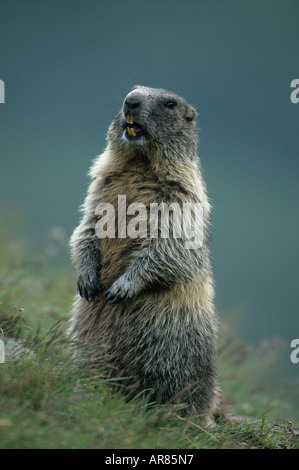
[68,85,221,425]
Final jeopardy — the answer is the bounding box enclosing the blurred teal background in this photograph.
[0,1,298,373]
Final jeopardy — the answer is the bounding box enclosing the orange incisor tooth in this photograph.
[126,114,134,124]
[127,127,136,137]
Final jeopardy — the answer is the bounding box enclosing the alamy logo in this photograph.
[0,79,5,104]
[95,195,203,249]
[290,339,299,364]
[290,79,299,104]
[0,329,5,363]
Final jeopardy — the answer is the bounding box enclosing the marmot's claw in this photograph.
[105,274,141,304]
[105,285,130,304]
[105,287,121,304]
[77,277,102,302]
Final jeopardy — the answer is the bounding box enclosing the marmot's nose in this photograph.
[123,97,140,115]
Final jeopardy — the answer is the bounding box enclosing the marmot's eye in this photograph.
[164,101,176,109]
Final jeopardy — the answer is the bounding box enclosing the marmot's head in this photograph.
[108,86,198,159]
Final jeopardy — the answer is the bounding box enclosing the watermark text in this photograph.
[0,329,5,363]
[290,339,299,364]
[290,79,299,104]
[95,195,203,249]
[0,79,5,103]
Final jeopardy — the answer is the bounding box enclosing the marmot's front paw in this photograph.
[105,274,141,304]
[77,273,102,302]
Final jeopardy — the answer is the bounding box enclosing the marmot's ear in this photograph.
[185,105,197,122]
[131,85,140,91]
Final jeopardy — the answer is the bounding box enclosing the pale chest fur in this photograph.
[87,148,211,287]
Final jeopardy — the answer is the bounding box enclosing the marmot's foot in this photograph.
[77,273,102,302]
[105,273,142,304]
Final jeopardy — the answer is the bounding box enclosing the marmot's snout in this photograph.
[123,96,140,114]
[122,92,146,140]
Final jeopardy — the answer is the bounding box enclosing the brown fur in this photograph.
[68,86,221,425]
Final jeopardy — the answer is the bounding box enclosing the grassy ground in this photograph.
[0,224,298,449]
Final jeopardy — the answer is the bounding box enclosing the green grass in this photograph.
[0,224,298,449]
